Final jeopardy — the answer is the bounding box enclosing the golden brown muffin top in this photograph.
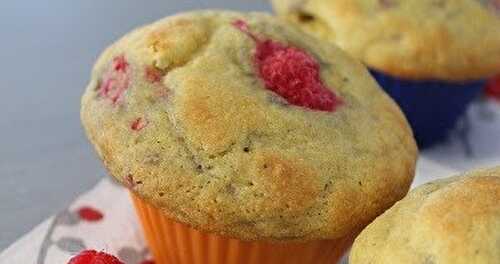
[350,166,500,263]
[272,0,500,80]
[81,10,417,241]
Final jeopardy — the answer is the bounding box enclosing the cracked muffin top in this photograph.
[350,166,500,264]
[81,10,417,241]
[272,0,500,80]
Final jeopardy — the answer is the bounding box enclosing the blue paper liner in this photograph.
[370,70,485,149]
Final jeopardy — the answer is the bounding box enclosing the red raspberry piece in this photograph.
[256,40,341,111]
[99,55,130,104]
[379,0,396,8]
[232,20,257,41]
[145,65,164,83]
[77,206,104,222]
[485,74,500,101]
[232,20,341,112]
[113,55,129,72]
[131,117,148,131]
[67,250,124,264]
[493,0,500,12]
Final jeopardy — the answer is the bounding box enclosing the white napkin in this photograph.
[0,178,151,264]
[1,100,499,264]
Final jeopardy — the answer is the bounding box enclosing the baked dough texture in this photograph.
[81,10,417,241]
[272,0,500,80]
[350,166,500,263]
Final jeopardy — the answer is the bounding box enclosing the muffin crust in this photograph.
[81,10,417,241]
[350,167,500,263]
[272,0,500,80]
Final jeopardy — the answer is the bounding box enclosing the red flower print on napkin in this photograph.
[77,206,104,222]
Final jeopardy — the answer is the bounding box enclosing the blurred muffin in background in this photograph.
[81,10,417,264]
[272,0,500,148]
[350,166,500,264]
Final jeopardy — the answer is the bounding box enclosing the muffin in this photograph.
[272,0,500,148]
[81,10,417,264]
[350,166,500,264]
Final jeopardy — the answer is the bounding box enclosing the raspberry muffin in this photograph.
[81,10,417,264]
[350,166,500,264]
[272,0,500,148]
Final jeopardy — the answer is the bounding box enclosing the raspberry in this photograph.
[491,0,500,11]
[233,20,341,112]
[379,0,397,8]
[131,117,147,131]
[232,19,257,41]
[145,65,163,83]
[485,74,500,101]
[99,55,130,104]
[67,250,124,264]
[113,55,129,72]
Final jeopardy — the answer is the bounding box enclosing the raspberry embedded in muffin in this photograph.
[144,65,164,83]
[98,55,130,104]
[379,0,397,8]
[233,20,342,112]
[131,117,148,131]
[493,0,500,13]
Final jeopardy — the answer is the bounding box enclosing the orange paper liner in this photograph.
[131,193,354,264]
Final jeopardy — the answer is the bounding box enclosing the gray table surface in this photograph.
[0,0,270,250]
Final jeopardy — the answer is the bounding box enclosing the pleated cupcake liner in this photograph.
[130,193,353,264]
[370,70,485,148]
